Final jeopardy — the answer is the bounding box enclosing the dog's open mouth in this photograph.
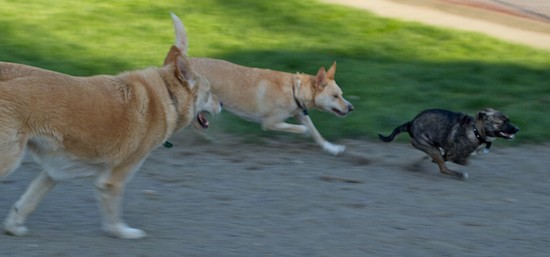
[331,108,347,117]
[196,112,209,129]
[499,132,515,140]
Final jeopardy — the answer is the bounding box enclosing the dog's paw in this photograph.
[456,171,468,180]
[4,222,29,237]
[104,223,147,239]
[323,142,346,156]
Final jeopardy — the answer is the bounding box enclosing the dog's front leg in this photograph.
[412,140,467,179]
[4,171,58,236]
[262,120,308,134]
[95,163,146,239]
[295,114,345,155]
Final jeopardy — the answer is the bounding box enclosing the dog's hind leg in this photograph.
[4,171,58,236]
[95,160,146,239]
[411,140,467,179]
[294,114,345,155]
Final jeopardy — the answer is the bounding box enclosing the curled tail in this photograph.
[378,121,411,142]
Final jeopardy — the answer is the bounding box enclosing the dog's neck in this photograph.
[473,119,495,151]
[292,78,308,115]
[472,124,488,144]
[292,74,315,113]
[159,68,180,116]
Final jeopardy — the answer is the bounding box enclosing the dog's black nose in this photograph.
[348,104,354,112]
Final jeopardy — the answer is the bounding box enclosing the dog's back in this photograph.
[378,109,469,144]
[189,57,291,122]
[409,109,470,145]
[0,62,65,82]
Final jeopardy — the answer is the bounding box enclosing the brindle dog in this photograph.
[378,108,519,179]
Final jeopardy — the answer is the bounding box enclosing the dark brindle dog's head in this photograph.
[476,108,519,140]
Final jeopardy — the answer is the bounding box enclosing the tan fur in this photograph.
[1,14,221,239]
[190,58,354,155]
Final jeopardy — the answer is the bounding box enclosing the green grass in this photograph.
[1,0,549,144]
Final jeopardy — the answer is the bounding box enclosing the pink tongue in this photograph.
[197,113,209,128]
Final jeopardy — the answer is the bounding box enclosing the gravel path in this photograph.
[1,131,549,257]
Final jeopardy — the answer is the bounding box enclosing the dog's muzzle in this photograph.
[499,125,519,140]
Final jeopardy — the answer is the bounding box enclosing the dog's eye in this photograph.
[333,94,339,99]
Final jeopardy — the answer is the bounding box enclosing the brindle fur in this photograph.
[379,108,519,179]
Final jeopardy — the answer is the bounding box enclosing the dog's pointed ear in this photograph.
[477,108,495,120]
[177,58,195,89]
[163,45,195,89]
[315,66,327,89]
[476,111,486,121]
[326,61,336,80]
[163,45,179,66]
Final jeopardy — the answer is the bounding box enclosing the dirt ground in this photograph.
[1,130,549,257]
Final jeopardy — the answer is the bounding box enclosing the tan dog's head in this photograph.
[164,14,222,128]
[313,62,354,117]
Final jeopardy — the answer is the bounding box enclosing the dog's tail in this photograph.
[378,122,411,142]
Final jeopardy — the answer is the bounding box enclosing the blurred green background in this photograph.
[1,0,549,144]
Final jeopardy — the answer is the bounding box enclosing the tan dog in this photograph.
[190,58,354,155]
[0,14,221,239]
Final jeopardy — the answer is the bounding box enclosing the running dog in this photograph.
[190,58,354,155]
[1,14,221,239]
[378,108,519,179]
